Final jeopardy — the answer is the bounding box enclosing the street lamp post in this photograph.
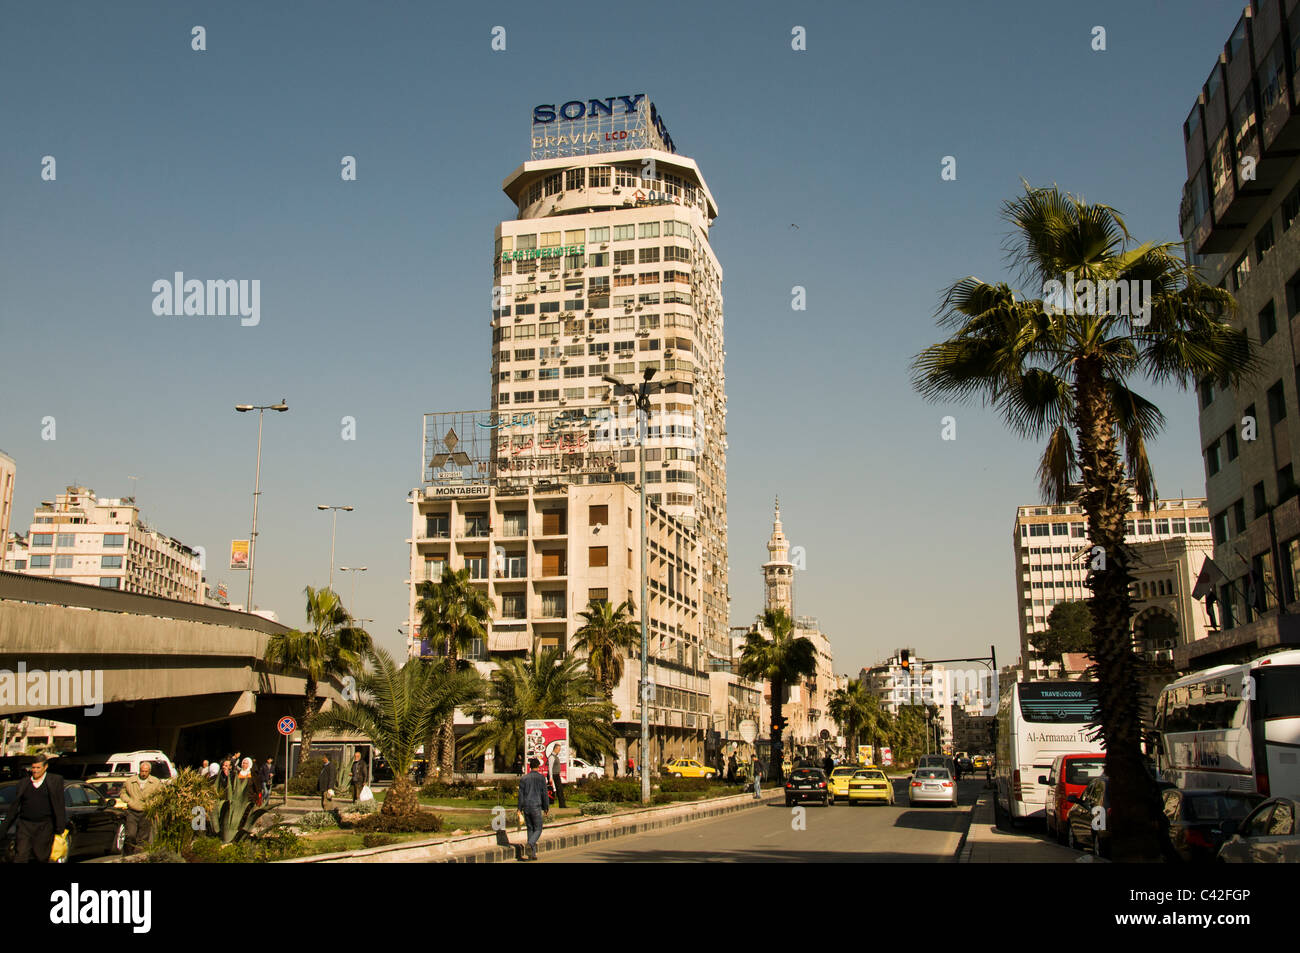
[235,400,288,612]
[317,505,354,590]
[338,565,368,617]
[603,368,664,805]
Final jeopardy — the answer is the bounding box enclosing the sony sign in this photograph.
[531,94,675,153]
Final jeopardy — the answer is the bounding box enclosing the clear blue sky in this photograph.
[0,1,1243,673]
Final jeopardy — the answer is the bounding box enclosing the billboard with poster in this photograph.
[524,718,570,785]
[229,540,249,570]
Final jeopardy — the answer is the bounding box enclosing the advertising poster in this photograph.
[229,539,249,570]
[524,718,569,784]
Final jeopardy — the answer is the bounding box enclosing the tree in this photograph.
[912,183,1255,861]
[572,598,638,774]
[460,648,615,770]
[265,586,371,764]
[311,645,484,817]
[737,608,817,782]
[828,678,875,754]
[414,566,493,777]
[1033,600,1094,669]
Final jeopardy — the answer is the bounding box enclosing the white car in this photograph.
[568,757,605,781]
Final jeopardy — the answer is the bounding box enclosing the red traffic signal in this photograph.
[900,649,910,671]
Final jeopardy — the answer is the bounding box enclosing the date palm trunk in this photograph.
[1074,359,1168,862]
[300,677,318,765]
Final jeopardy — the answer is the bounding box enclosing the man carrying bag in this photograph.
[0,754,68,863]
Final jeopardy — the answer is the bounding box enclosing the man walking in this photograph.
[751,754,762,800]
[547,747,567,809]
[350,751,368,803]
[318,754,334,810]
[0,754,67,863]
[121,760,164,856]
[517,758,550,861]
[259,757,275,805]
[822,752,834,776]
[726,752,737,783]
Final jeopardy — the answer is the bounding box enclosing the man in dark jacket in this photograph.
[350,751,368,803]
[317,755,334,809]
[0,755,68,862]
[822,753,834,776]
[726,753,737,783]
[517,758,550,861]
[547,748,566,809]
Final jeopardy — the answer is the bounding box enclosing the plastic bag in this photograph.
[359,784,374,802]
[50,830,69,862]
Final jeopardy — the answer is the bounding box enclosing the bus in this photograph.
[994,679,1102,827]
[1155,650,1300,799]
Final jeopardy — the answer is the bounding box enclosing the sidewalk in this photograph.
[959,792,1087,863]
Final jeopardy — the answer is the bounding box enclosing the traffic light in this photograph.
[772,714,786,733]
[900,649,910,671]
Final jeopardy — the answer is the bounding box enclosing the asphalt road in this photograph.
[538,777,987,863]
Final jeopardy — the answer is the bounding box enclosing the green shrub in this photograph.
[419,779,479,799]
[144,768,217,853]
[353,811,443,834]
[579,801,617,815]
[297,810,339,831]
[362,833,397,848]
[143,849,185,863]
[576,778,641,802]
[657,777,711,793]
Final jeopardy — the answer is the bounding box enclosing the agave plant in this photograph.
[210,777,272,845]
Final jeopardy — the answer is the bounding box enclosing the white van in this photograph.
[54,750,177,781]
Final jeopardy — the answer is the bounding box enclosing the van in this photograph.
[53,750,177,781]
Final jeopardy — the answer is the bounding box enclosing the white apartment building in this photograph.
[491,93,728,657]
[4,532,29,572]
[0,451,14,549]
[407,479,710,770]
[1013,493,1212,680]
[17,486,202,601]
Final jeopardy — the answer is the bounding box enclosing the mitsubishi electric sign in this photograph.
[530,93,676,160]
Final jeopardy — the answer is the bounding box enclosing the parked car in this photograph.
[568,757,605,781]
[1162,788,1263,863]
[0,779,126,862]
[848,767,895,805]
[662,758,717,779]
[1064,777,1111,858]
[1041,753,1106,843]
[784,768,829,807]
[1217,797,1300,862]
[908,767,957,807]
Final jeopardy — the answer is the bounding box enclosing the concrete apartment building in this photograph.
[0,451,14,549]
[491,93,729,659]
[16,486,202,601]
[1012,495,1211,679]
[407,478,711,769]
[1178,1,1300,669]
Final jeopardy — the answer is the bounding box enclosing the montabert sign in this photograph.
[423,485,491,498]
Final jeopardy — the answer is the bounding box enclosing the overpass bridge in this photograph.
[0,571,343,765]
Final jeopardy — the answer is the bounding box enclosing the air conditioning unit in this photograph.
[613,187,621,193]
[560,357,568,364]
[613,266,621,272]
[586,334,594,341]
[586,309,594,315]
[551,336,559,343]
[540,359,548,365]
[601,243,608,249]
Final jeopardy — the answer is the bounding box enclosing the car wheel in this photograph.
[111,822,126,855]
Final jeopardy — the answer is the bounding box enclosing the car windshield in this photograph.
[916,768,949,779]
[791,769,821,779]
[0,783,17,806]
[858,771,886,780]
[1185,793,1259,822]
[1065,759,1106,785]
[831,767,858,776]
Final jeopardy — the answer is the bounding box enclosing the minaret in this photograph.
[763,496,794,616]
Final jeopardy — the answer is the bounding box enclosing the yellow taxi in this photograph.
[847,767,895,805]
[662,758,717,779]
[827,765,863,803]
[972,754,988,771]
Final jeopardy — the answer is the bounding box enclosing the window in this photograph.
[30,555,51,568]
[1285,183,1300,233]
[588,587,608,606]
[56,533,75,547]
[538,389,559,401]
[465,556,489,579]
[1261,301,1277,343]
[638,247,660,264]
[53,554,73,569]
[31,533,52,547]
[587,226,609,243]
[1206,439,1222,477]
[588,253,608,268]
[1256,221,1276,262]
[101,555,123,568]
[613,249,635,266]
[541,591,565,616]
[543,173,561,196]
[1268,380,1287,425]
[1226,425,1239,462]
[613,225,634,241]
[516,234,537,251]
[1255,481,1268,518]
[501,592,525,619]
[1234,498,1247,535]
[98,577,120,589]
[104,534,125,548]
[1199,378,1215,409]
[1051,522,1069,536]
[1234,252,1251,291]
[514,391,534,403]
[565,168,585,191]
[1213,511,1229,545]
[1281,464,1297,501]
[638,222,660,239]
[588,546,608,567]
[589,166,611,188]
[589,505,608,526]
[615,165,638,187]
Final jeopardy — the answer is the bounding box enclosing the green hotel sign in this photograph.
[501,244,585,262]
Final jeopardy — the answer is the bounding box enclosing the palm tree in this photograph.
[737,608,817,783]
[460,648,615,770]
[414,566,493,777]
[828,679,891,760]
[572,598,637,773]
[311,646,484,817]
[912,183,1255,861]
[265,586,371,764]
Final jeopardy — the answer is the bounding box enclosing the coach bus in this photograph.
[994,679,1102,826]
[1155,650,1300,799]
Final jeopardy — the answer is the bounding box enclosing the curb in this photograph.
[284,789,784,863]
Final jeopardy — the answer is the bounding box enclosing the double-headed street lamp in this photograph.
[317,504,354,589]
[602,367,666,805]
[338,565,368,617]
[235,400,289,612]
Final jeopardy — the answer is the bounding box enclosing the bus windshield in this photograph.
[1017,683,1098,723]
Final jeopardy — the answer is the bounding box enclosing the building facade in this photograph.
[15,486,202,601]
[1179,2,1300,668]
[0,451,14,551]
[491,94,729,658]
[1013,495,1211,679]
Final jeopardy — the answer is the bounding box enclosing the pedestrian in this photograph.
[751,754,762,800]
[207,760,221,780]
[259,757,275,805]
[120,760,164,855]
[350,751,368,803]
[627,755,635,778]
[547,747,567,809]
[954,759,963,782]
[238,756,254,784]
[216,759,233,797]
[726,753,737,783]
[318,754,334,810]
[0,754,67,863]
[517,757,550,861]
[822,752,834,776]
[198,759,210,777]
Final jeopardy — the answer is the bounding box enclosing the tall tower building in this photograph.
[763,497,793,615]
[491,93,729,655]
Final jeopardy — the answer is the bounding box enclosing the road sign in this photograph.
[277,716,297,736]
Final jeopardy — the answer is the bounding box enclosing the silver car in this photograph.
[1217,797,1300,862]
[908,766,957,807]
